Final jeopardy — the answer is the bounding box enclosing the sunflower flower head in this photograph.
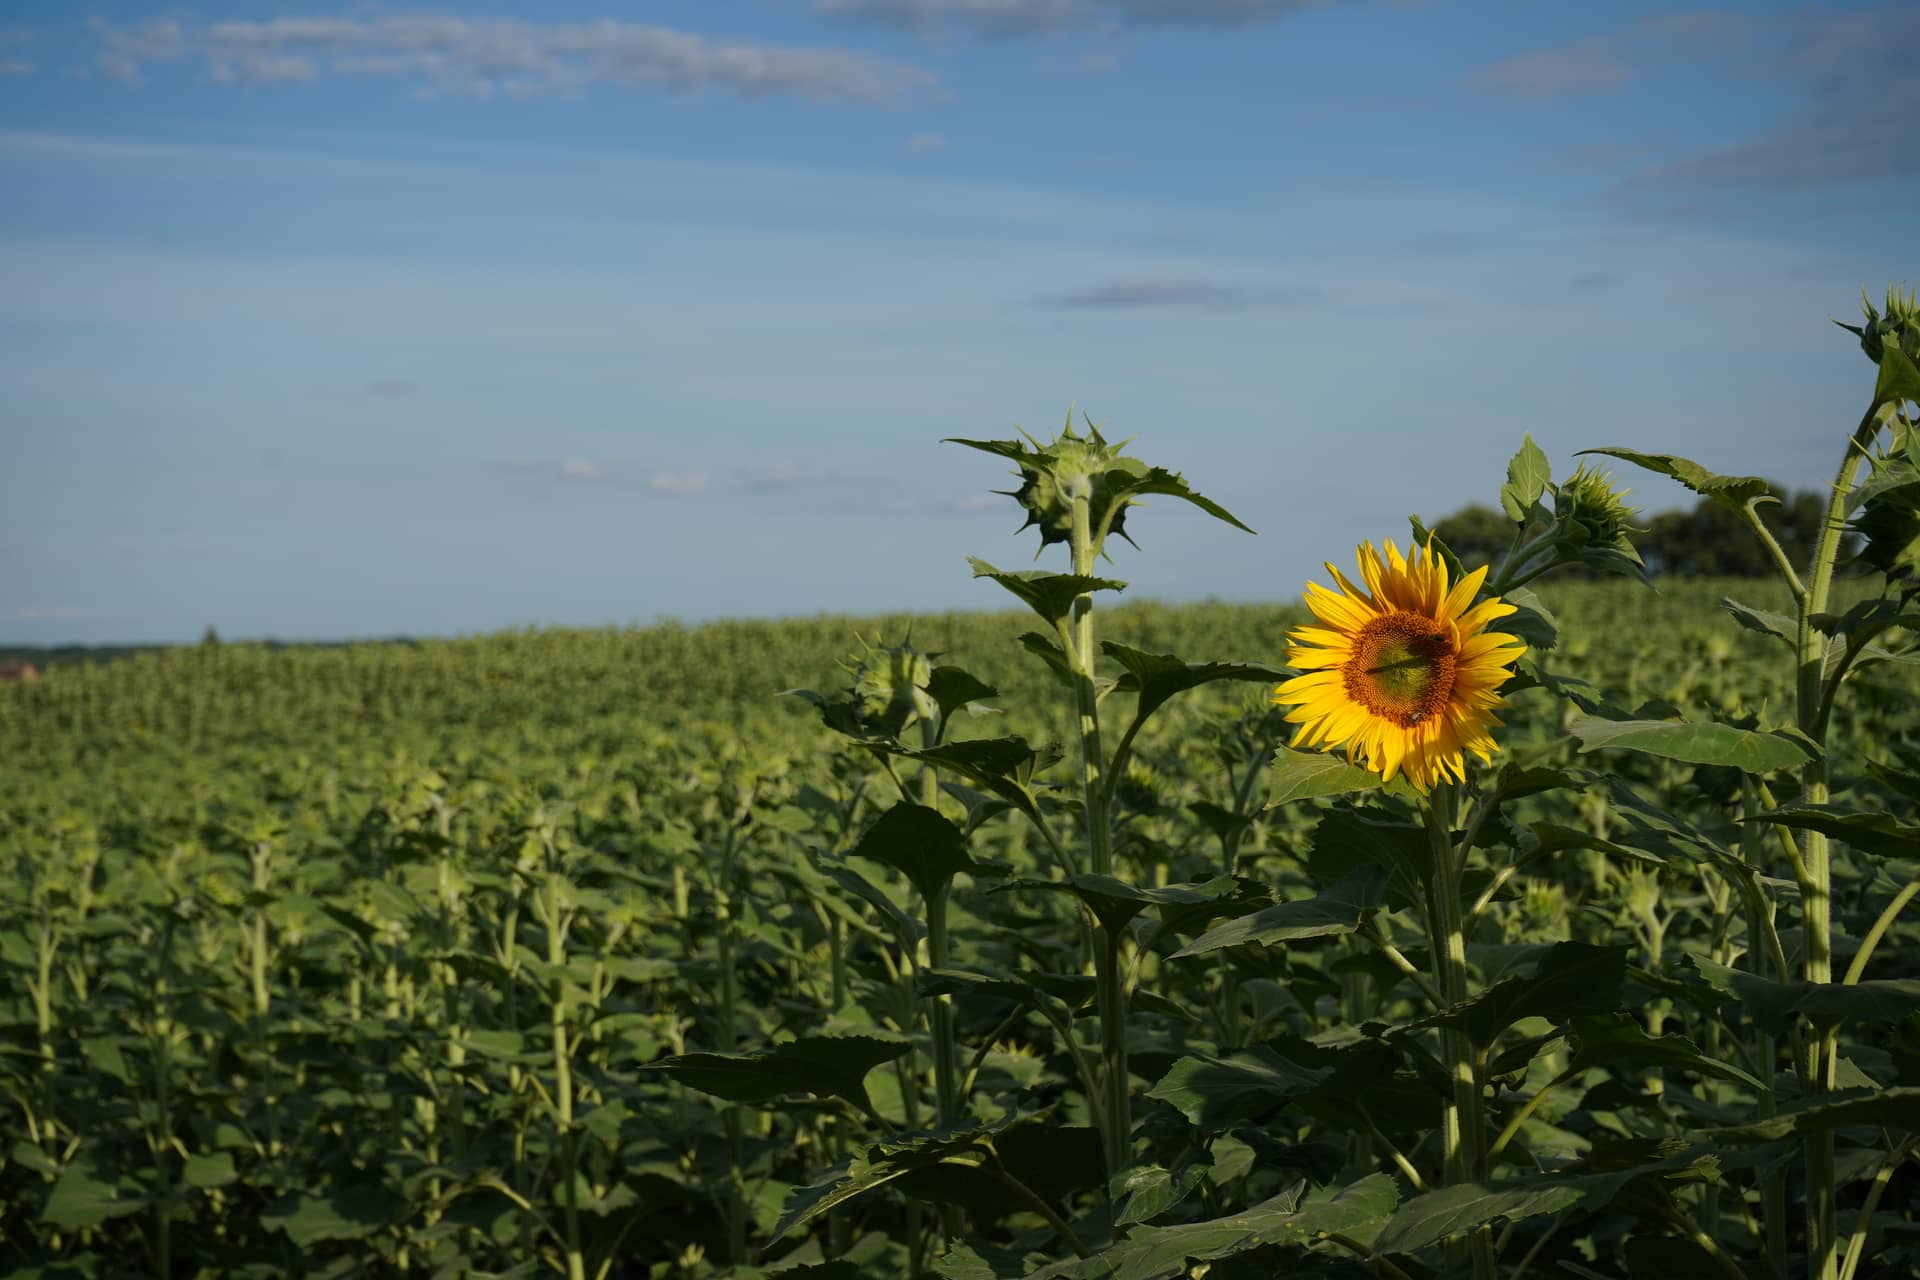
[1273,539,1527,793]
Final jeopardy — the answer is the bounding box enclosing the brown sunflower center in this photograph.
[1342,611,1457,728]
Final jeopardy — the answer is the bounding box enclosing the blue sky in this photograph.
[0,1,1914,644]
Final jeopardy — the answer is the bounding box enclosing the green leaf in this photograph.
[41,1167,145,1229]
[647,1035,912,1113]
[1172,866,1388,958]
[261,1183,404,1246]
[770,1119,1018,1243]
[1146,1046,1335,1128]
[1266,748,1384,806]
[1414,943,1628,1047]
[1374,1150,1722,1255]
[1500,587,1559,652]
[1690,956,1920,1036]
[1564,1014,1764,1091]
[1028,1174,1397,1280]
[1579,448,1771,511]
[1307,809,1431,905]
[1710,1086,1920,1142]
[1720,597,1797,645]
[995,874,1227,937]
[1570,716,1818,772]
[1112,1161,1211,1226]
[1877,342,1920,408]
[926,666,999,723]
[1500,435,1552,522]
[1115,465,1257,536]
[968,558,1125,627]
[1016,631,1075,687]
[879,736,1060,832]
[1103,643,1286,724]
[182,1152,239,1190]
[1757,804,1920,860]
[850,802,981,902]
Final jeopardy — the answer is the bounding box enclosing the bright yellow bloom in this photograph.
[1273,539,1526,793]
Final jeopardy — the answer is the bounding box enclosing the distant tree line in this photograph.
[1432,488,1855,578]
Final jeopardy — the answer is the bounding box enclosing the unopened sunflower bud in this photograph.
[1554,463,1642,551]
[846,637,937,740]
[1837,283,1920,367]
[1006,425,1135,549]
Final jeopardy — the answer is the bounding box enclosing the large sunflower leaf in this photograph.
[1500,434,1552,522]
[771,1116,1026,1244]
[1410,943,1628,1047]
[1027,1175,1398,1280]
[1266,749,1385,806]
[1102,643,1286,723]
[850,802,984,902]
[1108,465,1257,536]
[1756,804,1920,860]
[1578,448,1772,511]
[1373,1147,1745,1255]
[1569,717,1818,772]
[646,1034,912,1113]
[1709,1086,1920,1142]
[1145,1045,1336,1128]
[1171,866,1388,958]
[968,559,1126,627]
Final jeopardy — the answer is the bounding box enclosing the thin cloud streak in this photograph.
[1037,280,1323,310]
[85,13,940,105]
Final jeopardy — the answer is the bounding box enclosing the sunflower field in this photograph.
[3,291,1919,1280]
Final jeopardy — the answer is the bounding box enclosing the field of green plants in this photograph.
[3,291,1919,1280]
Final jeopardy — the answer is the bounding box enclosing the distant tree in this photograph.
[1429,487,1855,577]
[201,625,221,647]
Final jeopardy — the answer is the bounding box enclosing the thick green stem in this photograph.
[547,878,585,1280]
[1064,487,1131,1183]
[1424,787,1494,1280]
[1794,400,1887,1280]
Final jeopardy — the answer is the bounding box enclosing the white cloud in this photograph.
[649,470,707,494]
[906,132,947,153]
[0,60,31,78]
[560,457,604,481]
[820,0,1348,35]
[86,13,939,105]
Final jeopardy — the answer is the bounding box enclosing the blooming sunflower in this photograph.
[1273,539,1526,792]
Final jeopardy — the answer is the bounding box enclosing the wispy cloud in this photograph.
[818,0,1356,36]
[1037,280,1322,310]
[648,470,707,494]
[1468,36,1632,99]
[560,457,604,482]
[0,24,31,75]
[1475,7,1913,191]
[905,132,947,153]
[12,607,94,624]
[1631,6,1920,190]
[85,13,940,105]
[366,378,418,398]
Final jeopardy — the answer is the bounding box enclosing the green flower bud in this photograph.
[1838,283,1919,366]
[845,636,936,740]
[1554,463,1642,551]
[1003,422,1136,550]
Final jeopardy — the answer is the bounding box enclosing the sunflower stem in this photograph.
[1424,784,1495,1280]
[1793,399,1888,1280]
[1066,487,1131,1186]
